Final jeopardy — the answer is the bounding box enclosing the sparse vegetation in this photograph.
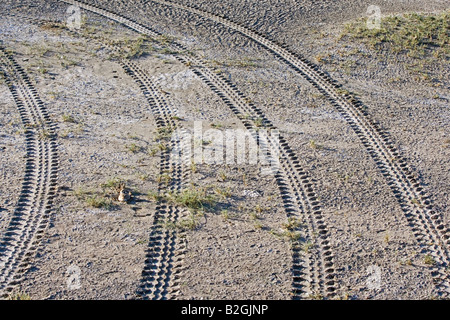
[254,204,264,214]
[338,11,449,82]
[138,173,150,181]
[424,254,436,265]
[125,35,153,59]
[309,139,323,150]
[315,53,330,64]
[254,220,263,230]
[37,66,48,74]
[171,115,183,121]
[282,217,302,231]
[149,142,169,156]
[268,216,304,243]
[211,123,224,129]
[283,230,302,242]
[301,241,314,253]
[38,129,52,140]
[156,173,172,185]
[0,70,6,85]
[7,292,31,300]
[308,292,324,300]
[126,143,141,153]
[166,187,216,210]
[217,170,227,182]
[176,212,201,231]
[335,88,350,96]
[60,58,79,69]
[40,21,65,33]
[400,259,413,266]
[340,11,449,55]
[254,117,264,127]
[86,195,112,209]
[101,177,123,190]
[221,209,230,221]
[149,185,218,213]
[190,160,197,173]
[160,211,202,231]
[213,186,232,199]
[249,211,260,221]
[72,178,129,210]
[154,126,174,141]
[61,113,77,123]
[148,190,162,202]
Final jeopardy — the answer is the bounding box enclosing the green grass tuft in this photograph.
[339,11,449,59]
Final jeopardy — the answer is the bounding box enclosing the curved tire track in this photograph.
[4,10,190,300]
[60,0,338,298]
[0,46,59,297]
[120,58,189,300]
[64,22,190,299]
[141,0,450,297]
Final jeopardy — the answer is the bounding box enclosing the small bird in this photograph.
[117,184,131,203]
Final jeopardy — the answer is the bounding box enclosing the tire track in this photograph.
[120,58,189,300]
[3,10,190,300]
[61,15,190,298]
[0,46,59,297]
[140,0,450,297]
[59,0,337,298]
[91,33,191,300]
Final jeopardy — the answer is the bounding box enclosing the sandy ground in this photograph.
[0,0,448,300]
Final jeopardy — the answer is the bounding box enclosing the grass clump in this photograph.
[74,178,127,210]
[213,187,232,199]
[148,186,217,211]
[148,190,162,202]
[301,241,315,253]
[166,187,216,210]
[156,173,172,185]
[101,177,123,190]
[61,113,77,123]
[282,217,302,231]
[86,195,112,209]
[125,35,153,59]
[176,213,200,231]
[38,129,52,140]
[424,254,436,265]
[339,11,449,59]
[126,143,142,153]
[309,139,323,150]
[40,21,65,34]
[155,127,175,140]
[269,216,304,243]
[7,292,31,300]
[269,228,301,243]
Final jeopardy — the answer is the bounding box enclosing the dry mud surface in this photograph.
[0,0,448,300]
